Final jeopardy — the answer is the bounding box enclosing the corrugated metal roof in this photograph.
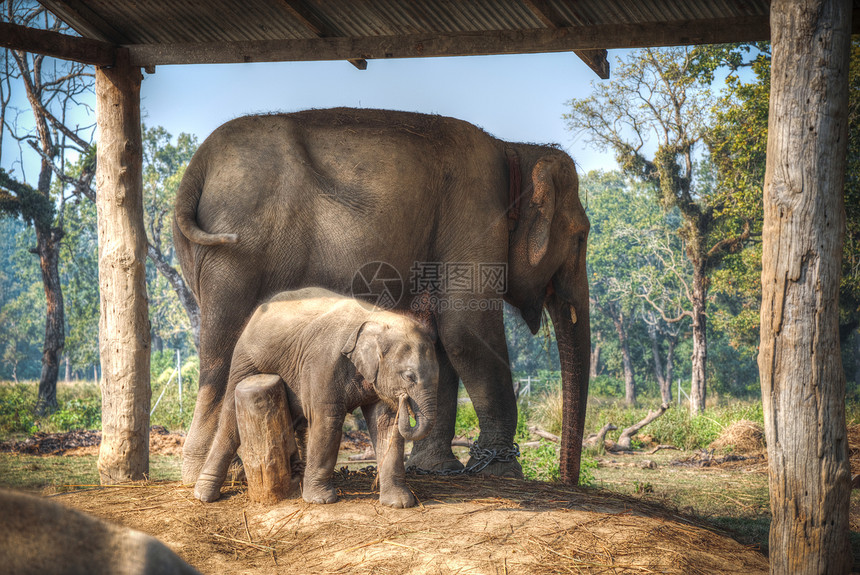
[40,0,771,44]
[27,0,856,75]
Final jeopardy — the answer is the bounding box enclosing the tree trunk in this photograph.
[760,1,852,572]
[648,323,673,403]
[689,264,707,414]
[613,316,635,405]
[590,333,601,379]
[95,50,150,484]
[855,332,860,391]
[664,336,675,403]
[614,403,669,451]
[34,226,64,415]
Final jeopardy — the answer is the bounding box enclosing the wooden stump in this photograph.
[235,374,298,504]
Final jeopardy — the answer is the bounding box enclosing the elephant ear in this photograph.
[526,158,558,267]
[341,321,383,383]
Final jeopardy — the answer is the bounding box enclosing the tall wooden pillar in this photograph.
[95,49,151,484]
[759,0,853,572]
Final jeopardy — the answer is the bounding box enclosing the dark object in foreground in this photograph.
[0,488,200,575]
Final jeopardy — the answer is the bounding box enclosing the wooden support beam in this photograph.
[572,49,609,80]
[95,49,150,484]
[0,21,115,66]
[278,0,367,70]
[126,16,771,67]
[521,0,609,78]
[760,0,853,572]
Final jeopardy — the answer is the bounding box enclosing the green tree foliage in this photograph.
[0,219,44,381]
[0,3,97,412]
[566,48,754,412]
[0,125,201,382]
[583,170,692,403]
[141,126,200,352]
[702,40,860,373]
[61,196,100,373]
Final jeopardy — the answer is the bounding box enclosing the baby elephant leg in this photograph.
[369,402,415,508]
[302,410,345,504]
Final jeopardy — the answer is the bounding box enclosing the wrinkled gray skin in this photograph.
[0,488,201,575]
[175,108,590,484]
[194,288,439,508]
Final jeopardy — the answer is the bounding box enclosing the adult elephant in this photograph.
[174,108,590,484]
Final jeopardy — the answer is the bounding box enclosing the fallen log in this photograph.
[647,444,680,455]
[612,404,670,452]
[528,426,560,443]
[583,423,618,449]
[348,445,376,461]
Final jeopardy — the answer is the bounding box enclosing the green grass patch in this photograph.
[0,453,182,492]
[527,391,767,452]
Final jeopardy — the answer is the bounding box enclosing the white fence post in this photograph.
[177,348,182,415]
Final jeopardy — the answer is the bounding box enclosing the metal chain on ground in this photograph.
[334,443,520,479]
[406,442,520,477]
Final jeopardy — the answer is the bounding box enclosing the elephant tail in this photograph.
[174,154,239,246]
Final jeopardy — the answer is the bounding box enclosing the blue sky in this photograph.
[138,51,618,172]
[2,51,626,180]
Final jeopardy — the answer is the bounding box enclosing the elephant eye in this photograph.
[401,371,416,383]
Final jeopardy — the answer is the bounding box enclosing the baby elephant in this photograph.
[194,287,439,508]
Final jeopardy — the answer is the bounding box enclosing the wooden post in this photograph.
[760,1,853,573]
[235,374,298,503]
[95,49,151,484]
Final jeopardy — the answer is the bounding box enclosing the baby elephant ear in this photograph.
[341,321,382,383]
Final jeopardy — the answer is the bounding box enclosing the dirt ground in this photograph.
[9,422,840,573]
[47,470,767,575]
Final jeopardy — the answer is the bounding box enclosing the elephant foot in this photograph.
[467,456,523,479]
[193,474,223,503]
[181,453,206,485]
[302,482,338,504]
[379,486,416,508]
[406,447,464,473]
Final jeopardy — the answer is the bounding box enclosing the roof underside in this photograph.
[16,1,860,77]
[39,0,771,45]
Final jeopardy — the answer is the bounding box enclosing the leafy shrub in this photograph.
[48,397,101,430]
[589,375,624,398]
[537,389,770,452]
[520,442,559,481]
[0,383,38,436]
[0,382,103,437]
[519,441,597,486]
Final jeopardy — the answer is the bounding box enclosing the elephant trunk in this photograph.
[546,278,591,485]
[397,393,435,442]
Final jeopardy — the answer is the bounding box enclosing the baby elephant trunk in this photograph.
[397,393,435,442]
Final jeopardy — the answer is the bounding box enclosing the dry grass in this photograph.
[709,420,766,454]
[47,473,768,575]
